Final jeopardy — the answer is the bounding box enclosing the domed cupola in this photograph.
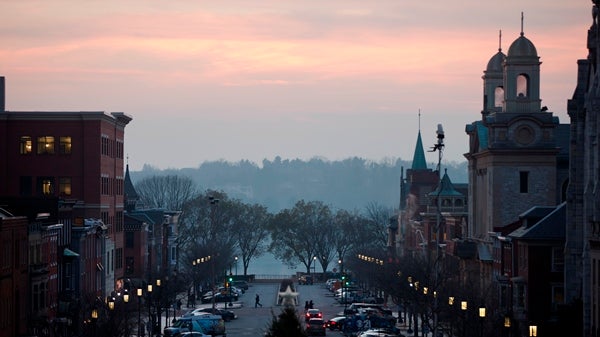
[507,33,538,58]
[503,13,541,114]
[486,50,506,73]
[482,30,506,115]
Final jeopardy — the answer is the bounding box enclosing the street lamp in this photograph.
[147,283,153,336]
[504,315,512,337]
[313,256,317,275]
[235,256,238,276]
[91,308,98,337]
[461,301,467,337]
[448,297,455,337]
[137,288,143,337]
[156,279,162,336]
[479,306,486,337]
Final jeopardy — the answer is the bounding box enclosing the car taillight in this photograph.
[318,313,322,318]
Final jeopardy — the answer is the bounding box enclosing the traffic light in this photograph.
[228,276,233,282]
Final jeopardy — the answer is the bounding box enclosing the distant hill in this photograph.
[130,156,467,213]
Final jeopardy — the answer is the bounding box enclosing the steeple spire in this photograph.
[520,12,524,36]
[498,29,502,51]
[411,111,428,170]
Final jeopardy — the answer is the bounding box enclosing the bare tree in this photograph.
[363,201,394,248]
[231,202,271,276]
[135,175,198,211]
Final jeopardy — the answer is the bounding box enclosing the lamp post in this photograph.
[147,283,153,336]
[448,297,454,337]
[461,301,467,337]
[504,315,512,337]
[313,256,317,276]
[209,196,219,311]
[137,288,143,337]
[156,278,162,336]
[91,308,98,337]
[108,296,115,336]
[235,256,238,276]
[479,306,486,337]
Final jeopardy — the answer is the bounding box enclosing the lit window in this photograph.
[42,179,53,195]
[20,136,32,154]
[37,136,55,154]
[59,136,72,154]
[59,177,72,196]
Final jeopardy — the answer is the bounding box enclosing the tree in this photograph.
[264,307,307,337]
[268,200,332,273]
[331,209,366,267]
[135,175,198,210]
[363,202,394,248]
[231,202,271,276]
[180,190,237,286]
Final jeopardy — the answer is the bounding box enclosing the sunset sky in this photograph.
[0,1,591,171]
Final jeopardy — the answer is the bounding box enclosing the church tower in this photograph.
[465,17,560,240]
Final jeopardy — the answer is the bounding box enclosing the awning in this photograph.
[63,248,80,257]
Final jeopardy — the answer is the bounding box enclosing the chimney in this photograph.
[0,77,4,111]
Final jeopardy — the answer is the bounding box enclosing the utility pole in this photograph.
[430,124,445,337]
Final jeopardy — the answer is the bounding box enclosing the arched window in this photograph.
[494,86,504,107]
[516,74,529,97]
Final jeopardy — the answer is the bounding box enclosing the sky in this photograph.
[0,1,591,171]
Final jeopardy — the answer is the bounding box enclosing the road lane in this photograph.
[224,281,344,337]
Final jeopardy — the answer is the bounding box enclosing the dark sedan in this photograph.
[325,316,346,331]
[194,307,237,322]
[306,318,326,336]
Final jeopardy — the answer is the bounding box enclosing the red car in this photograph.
[305,309,323,322]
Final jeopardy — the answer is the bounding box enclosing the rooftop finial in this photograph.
[498,29,502,51]
[520,12,524,36]
[418,108,421,131]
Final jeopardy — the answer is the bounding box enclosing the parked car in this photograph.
[325,316,346,331]
[231,280,249,291]
[201,291,238,304]
[306,318,327,336]
[305,309,323,322]
[356,328,402,337]
[194,307,237,322]
[164,314,226,337]
[179,332,210,337]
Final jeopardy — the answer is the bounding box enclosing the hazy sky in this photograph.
[0,1,591,171]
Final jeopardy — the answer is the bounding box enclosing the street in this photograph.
[223,281,343,337]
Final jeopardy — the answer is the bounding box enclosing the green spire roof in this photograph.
[430,169,463,197]
[411,130,428,170]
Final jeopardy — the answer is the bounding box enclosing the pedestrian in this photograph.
[305,300,309,311]
[309,300,314,309]
[255,293,263,308]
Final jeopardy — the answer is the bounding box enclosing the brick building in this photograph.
[0,76,132,335]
